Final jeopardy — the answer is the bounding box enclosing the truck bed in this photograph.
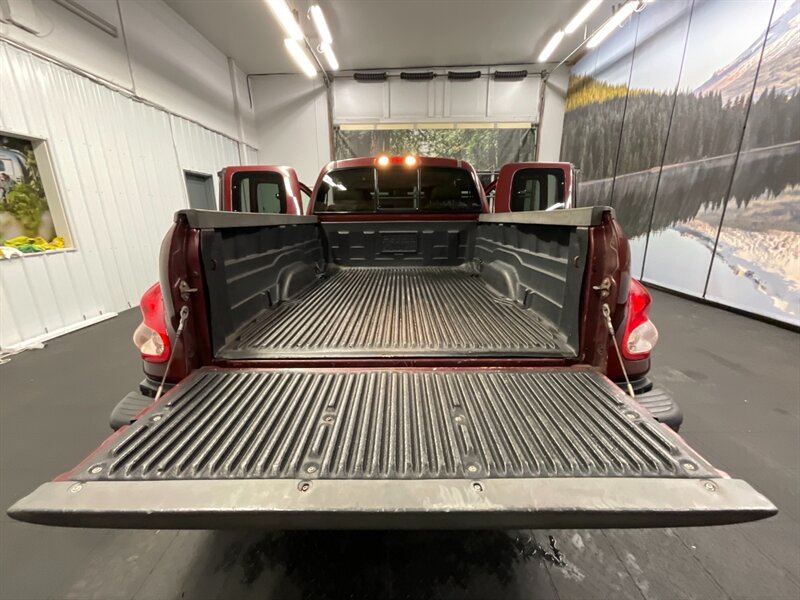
[10,367,775,529]
[219,266,570,359]
[198,212,591,360]
[8,209,777,530]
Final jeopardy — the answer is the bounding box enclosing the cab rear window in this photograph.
[314,167,481,213]
[510,168,565,211]
[231,172,286,214]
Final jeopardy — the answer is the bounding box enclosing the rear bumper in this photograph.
[617,377,683,431]
[8,478,776,530]
[635,384,683,431]
[109,378,172,431]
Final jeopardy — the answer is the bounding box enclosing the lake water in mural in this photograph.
[561,0,799,325]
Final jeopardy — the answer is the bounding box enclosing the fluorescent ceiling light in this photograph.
[538,30,565,62]
[284,38,317,77]
[321,42,339,71]
[266,0,303,41]
[587,1,638,48]
[565,0,603,34]
[309,5,333,45]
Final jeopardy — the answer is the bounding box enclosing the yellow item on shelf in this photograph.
[1,236,66,253]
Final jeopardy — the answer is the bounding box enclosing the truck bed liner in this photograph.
[219,267,571,359]
[10,367,776,529]
[73,368,710,482]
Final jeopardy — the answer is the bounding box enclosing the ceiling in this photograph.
[165,0,614,74]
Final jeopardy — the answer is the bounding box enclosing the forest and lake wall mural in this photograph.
[560,0,799,326]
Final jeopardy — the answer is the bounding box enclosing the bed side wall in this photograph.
[200,223,324,353]
[474,222,588,352]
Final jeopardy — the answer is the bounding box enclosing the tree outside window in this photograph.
[1,133,70,255]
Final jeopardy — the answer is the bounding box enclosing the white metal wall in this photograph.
[170,115,241,209]
[332,69,542,124]
[242,145,259,167]
[538,69,569,161]
[0,0,257,144]
[250,75,331,186]
[0,42,250,349]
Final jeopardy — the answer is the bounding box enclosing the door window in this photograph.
[510,169,565,211]
[231,172,286,213]
[256,181,282,213]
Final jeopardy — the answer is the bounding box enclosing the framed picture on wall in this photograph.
[0,132,72,256]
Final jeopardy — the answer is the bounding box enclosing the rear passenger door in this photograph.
[219,166,305,214]
[493,163,574,212]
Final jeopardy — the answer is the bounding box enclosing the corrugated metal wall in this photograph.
[242,145,259,167]
[0,42,253,349]
[170,115,241,208]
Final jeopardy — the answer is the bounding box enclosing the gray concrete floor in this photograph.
[1,290,798,600]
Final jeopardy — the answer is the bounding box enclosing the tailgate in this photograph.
[8,367,775,529]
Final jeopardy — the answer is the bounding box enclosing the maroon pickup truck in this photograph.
[9,156,775,529]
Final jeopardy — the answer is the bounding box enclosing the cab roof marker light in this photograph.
[538,30,564,62]
[587,1,638,49]
[321,42,339,71]
[284,38,317,78]
[377,155,390,167]
[565,0,603,34]
[266,0,303,41]
[308,5,333,45]
[404,155,418,167]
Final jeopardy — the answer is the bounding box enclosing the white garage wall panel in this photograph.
[334,79,386,121]
[242,145,259,166]
[0,42,246,349]
[538,69,569,161]
[0,0,258,146]
[332,69,541,124]
[250,75,331,186]
[170,115,241,208]
[389,77,433,119]
[118,0,241,141]
[0,0,132,88]
[230,62,257,148]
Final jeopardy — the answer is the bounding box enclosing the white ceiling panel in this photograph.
[165,0,616,74]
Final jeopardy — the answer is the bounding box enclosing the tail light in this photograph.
[132,283,171,363]
[622,279,659,360]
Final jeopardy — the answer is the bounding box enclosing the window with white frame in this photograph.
[0,132,72,256]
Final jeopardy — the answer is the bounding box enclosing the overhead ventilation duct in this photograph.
[493,70,528,81]
[354,72,388,82]
[447,71,481,81]
[400,71,436,81]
